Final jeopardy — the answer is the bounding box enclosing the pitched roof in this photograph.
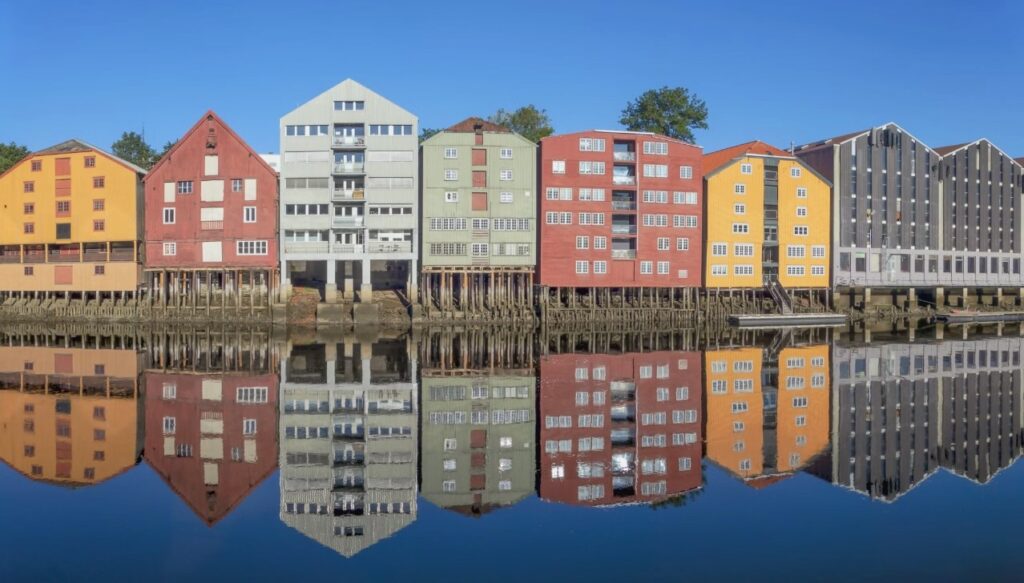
[147,110,279,178]
[933,142,970,156]
[703,140,792,174]
[795,127,872,154]
[1017,157,1024,166]
[444,117,510,133]
[34,138,148,174]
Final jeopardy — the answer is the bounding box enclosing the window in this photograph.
[93,199,104,211]
[333,100,364,110]
[734,244,754,257]
[676,238,689,251]
[471,243,489,256]
[162,208,175,224]
[551,464,565,479]
[811,265,826,276]
[740,163,752,174]
[679,165,693,179]
[733,223,749,234]
[594,261,607,274]
[499,191,513,203]
[24,222,35,234]
[237,240,268,255]
[236,387,268,403]
[500,169,513,181]
[444,191,458,203]
[93,177,105,188]
[793,396,808,408]
[640,261,653,274]
[163,416,176,435]
[579,138,606,152]
[444,147,458,159]
[231,179,243,192]
[796,206,808,217]
[787,265,806,276]
[23,181,34,193]
[243,419,257,435]
[163,242,177,256]
[731,402,749,413]
[657,261,669,274]
[711,243,728,256]
[552,160,565,174]
[31,160,41,171]
[674,191,697,204]
[23,203,34,214]
[674,215,698,228]
[791,167,802,177]
[56,200,71,215]
[23,266,33,275]
[500,148,513,159]
[243,206,257,223]
[812,245,826,257]
[794,226,809,236]
[575,260,589,274]
[176,181,193,194]
[643,141,668,155]
[735,265,753,275]
[594,236,607,249]
[787,245,806,258]
[576,236,589,249]
[93,220,105,232]
[711,264,727,276]
[734,183,746,194]
[796,187,808,198]
[444,169,458,181]
[579,161,606,175]
[643,164,668,178]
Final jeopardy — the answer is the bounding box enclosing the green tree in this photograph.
[419,128,442,142]
[0,141,30,174]
[620,86,709,143]
[111,131,158,170]
[488,105,554,143]
[154,140,177,164]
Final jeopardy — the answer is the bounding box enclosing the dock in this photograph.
[936,311,1024,324]
[728,313,847,328]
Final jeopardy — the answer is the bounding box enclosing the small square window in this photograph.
[31,160,41,171]
[93,176,105,188]
[93,220,105,232]
[84,156,96,168]
[94,265,105,276]
[93,199,105,211]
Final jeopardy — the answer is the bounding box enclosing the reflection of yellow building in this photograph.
[705,347,764,478]
[0,346,142,486]
[705,345,830,484]
[703,142,831,289]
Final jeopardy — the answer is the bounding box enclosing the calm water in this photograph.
[1,324,1023,581]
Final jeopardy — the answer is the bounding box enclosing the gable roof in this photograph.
[147,110,279,178]
[282,78,417,122]
[933,142,969,156]
[796,122,939,157]
[540,129,702,151]
[33,139,148,175]
[933,139,1024,169]
[703,140,792,174]
[444,117,510,133]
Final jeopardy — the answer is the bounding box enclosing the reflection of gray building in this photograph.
[826,337,1024,501]
[420,373,536,516]
[278,338,417,557]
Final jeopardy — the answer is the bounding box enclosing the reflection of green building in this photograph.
[278,338,418,557]
[420,373,536,516]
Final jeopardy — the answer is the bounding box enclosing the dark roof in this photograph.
[795,127,871,154]
[444,117,510,133]
[703,140,792,174]
[1016,157,1024,166]
[32,138,148,174]
[933,143,970,156]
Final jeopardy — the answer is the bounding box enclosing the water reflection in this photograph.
[1,324,1024,563]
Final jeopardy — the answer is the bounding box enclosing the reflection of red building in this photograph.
[144,372,278,525]
[539,351,702,506]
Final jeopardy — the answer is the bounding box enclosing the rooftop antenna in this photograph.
[789,141,795,154]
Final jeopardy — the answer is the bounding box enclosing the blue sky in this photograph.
[2,0,1022,156]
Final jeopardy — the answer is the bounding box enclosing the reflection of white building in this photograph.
[828,336,1024,501]
[278,337,417,557]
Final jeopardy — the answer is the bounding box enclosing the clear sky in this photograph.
[2,0,1022,156]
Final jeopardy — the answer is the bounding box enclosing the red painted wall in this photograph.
[538,131,703,288]
[143,371,279,524]
[538,351,703,507]
[144,112,278,269]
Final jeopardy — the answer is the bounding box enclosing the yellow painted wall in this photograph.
[0,262,141,291]
[704,347,764,477]
[705,156,830,288]
[0,149,142,246]
[776,345,830,472]
[0,347,142,486]
[777,159,830,288]
[704,158,765,287]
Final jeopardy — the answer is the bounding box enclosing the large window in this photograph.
[237,240,268,256]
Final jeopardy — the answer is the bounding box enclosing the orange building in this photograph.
[704,344,829,486]
[0,140,145,299]
[0,346,143,486]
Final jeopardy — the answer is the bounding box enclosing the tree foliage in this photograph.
[111,131,158,170]
[488,105,554,143]
[154,140,177,164]
[419,128,442,142]
[620,86,709,143]
[0,141,31,174]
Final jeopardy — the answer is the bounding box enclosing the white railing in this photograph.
[613,152,636,161]
[611,249,636,259]
[284,241,329,254]
[332,188,365,201]
[333,162,365,174]
[332,136,365,147]
[612,175,636,185]
[368,241,412,253]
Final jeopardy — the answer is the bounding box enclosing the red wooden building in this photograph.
[143,371,279,525]
[144,111,279,307]
[538,131,703,302]
[538,351,703,507]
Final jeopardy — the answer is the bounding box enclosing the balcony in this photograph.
[201,221,224,230]
[332,135,366,148]
[613,151,636,162]
[82,251,108,262]
[611,200,636,211]
[284,241,329,254]
[332,244,363,254]
[0,246,20,263]
[48,245,80,263]
[611,249,636,260]
[23,250,46,264]
[333,162,365,175]
[368,241,412,254]
[332,216,364,229]
[612,175,636,185]
[611,225,637,235]
[333,188,365,201]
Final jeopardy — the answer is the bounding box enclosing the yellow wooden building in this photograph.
[703,141,831,308]
[0,140,145,299]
